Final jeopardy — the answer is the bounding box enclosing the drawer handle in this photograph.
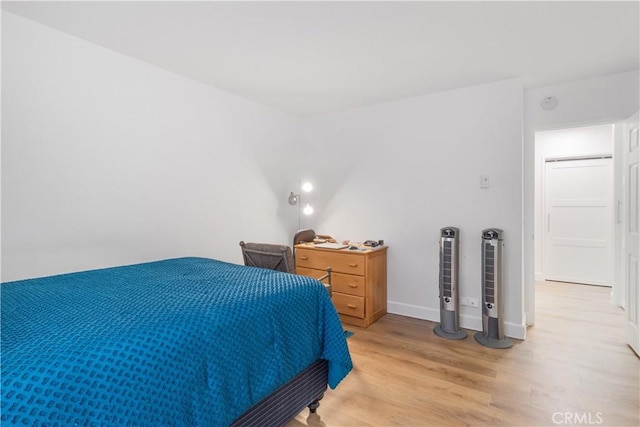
[348,263,358,267]
[348,284,358,288]
[300,256,308,260]
[347,304,357,309]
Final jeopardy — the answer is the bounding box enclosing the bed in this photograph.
[1,257,352,426]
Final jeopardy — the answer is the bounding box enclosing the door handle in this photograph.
[547,213,550,233]
[617,200,623,224]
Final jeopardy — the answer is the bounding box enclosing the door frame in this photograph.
[622,112,639,355]
[527,120,622,327]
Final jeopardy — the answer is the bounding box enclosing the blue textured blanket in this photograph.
[1,257,352,426]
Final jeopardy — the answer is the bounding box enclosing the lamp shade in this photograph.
[303,203,314,215]
[302,182,313,193]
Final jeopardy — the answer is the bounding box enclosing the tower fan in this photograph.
[434,227,467,340]
[474,228,513,349]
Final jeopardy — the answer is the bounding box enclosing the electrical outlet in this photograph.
[461,297,479,307]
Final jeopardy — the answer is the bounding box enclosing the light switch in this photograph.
[480,175,490,189]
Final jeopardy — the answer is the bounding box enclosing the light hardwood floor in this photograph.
[288,281,639,426]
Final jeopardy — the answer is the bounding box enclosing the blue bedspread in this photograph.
[1,257,352,426]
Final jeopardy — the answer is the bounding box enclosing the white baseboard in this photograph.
[387,301,527,340]
[503,321,527,340]
[387,300,440,321]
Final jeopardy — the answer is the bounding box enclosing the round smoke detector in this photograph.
[541,96,558,110]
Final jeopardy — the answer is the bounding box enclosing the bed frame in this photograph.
[232,359,328,426]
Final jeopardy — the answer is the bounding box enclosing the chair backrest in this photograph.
[293,229,316,247]
[239,240,332,296]
[292,229,315,266]
[239,241,295,273]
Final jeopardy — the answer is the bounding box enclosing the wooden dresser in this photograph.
[295,244,388,328]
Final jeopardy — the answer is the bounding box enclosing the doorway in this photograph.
[535,124,615,288]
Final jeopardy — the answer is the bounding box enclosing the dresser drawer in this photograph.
[296,248,365,276]
[331,293,365,318]
[296,267,330,281]
[331,272,365,297]
[297,267,364,296]
[295,244,387,328]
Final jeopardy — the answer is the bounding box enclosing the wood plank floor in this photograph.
[288,281,639,426]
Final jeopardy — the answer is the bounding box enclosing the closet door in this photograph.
[544,157,613,286]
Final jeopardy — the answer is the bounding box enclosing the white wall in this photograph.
[523,70,640,324]
[1,12,298,281]
[4,11,638,339]
[300,78,526,338]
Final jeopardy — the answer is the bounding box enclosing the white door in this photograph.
[544,158,613,286]
[623,112,640,356]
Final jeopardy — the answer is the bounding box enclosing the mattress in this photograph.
[1,257,352,426]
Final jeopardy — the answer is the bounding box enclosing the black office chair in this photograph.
[239,241,331,295]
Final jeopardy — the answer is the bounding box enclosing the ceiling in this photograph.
[3,1,639,117]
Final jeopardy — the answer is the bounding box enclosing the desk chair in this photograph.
[292,228,315,265]
[293,229,316,246]
[239,241,332,295]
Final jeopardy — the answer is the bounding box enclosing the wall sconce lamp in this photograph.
[289,181,314,228]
